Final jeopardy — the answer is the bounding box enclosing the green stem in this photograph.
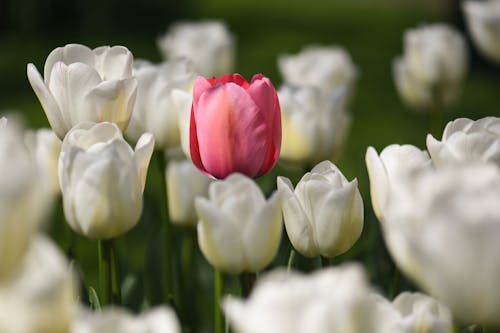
[239,272,257,298]
[320,256,330,267]
[390,266,401,299]
[287,249,296,272]
[214,269,224,333]
[180,227,196,330]
[98,239,121,305]
[157,152,173,304]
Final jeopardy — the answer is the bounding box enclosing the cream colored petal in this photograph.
[134,133,155,192]
[44,43,95,83]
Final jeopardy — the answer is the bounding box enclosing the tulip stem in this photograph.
[320,256,330,267]
[98,239,121,305]
[287,249,296,271]
[240,272,257,298]
[214,269,224,333]
[429,87,444,138]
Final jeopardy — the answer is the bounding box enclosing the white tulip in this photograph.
[24,128,62,196]
[278,161,362,258]
[0,235,77,333]
[195,173,282,274]
[27,43,137,139]
[384,163,500,326]
[463,0,500,63]
[166,159,211,227]
[126,58,196,150]
[427,116,500,167]
[157,20,235,77]
[278,45,358,98]
[0,118,49,280]
[223,264,395,333]
[394,24,468,110]
[278,85,351,165]
[365,145,432,223]
[72,306,180,333]
[172,89,193,158]
[59,122,154,239]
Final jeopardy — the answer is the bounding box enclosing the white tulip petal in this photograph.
[134,133,155,191]
[173,89,194,158]
[44,43,95,83]
[94,46,133,80]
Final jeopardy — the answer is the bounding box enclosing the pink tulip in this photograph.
[190,73,281,179]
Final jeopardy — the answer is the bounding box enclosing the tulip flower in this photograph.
[0,235,77,333]
[427,116,500,167]
[383,163,500,326]
[190,73,281,179]
[58,122,154,239]
[0,118,49,280]
[365,145,432,223]
[195,173,282,274]
[72,306,180,333]
[278,45,358,100]
[277,161,363,258]
[157,20,235,77]
[278,85,350,165]
[27,43,137,139]
[126,59,196,150]
[463,0,500,63]
[393,24,468,110]
[166,159,211,226]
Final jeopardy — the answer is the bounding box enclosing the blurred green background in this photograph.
[1,0,499,331]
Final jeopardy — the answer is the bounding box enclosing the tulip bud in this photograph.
[278,45,358,100]
[277,161,363,258]
[58,122,154,239]
[157,20,235,77]
[195,174,282,274]
[190,74,281,179]
[277,85,350,165]
[27,44,137,139]
[365,145,432,223]
[393,24,468,110]
[463,0,500,63]
[166,159,211,226]
[427,116,500,167]
[126,59,196,150]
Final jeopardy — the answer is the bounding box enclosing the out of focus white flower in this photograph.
[126,59,196,150]
[157,20,235,77]
[278,85,350,165]
[27,43,137,139]
[383,163,500,326]
[59,122,154,239]
[427,116,500,167]
[166,159,211,227]
[195,174,282,274]
[463,0,500,63]
[72,306,180,333]
[0,235,77,333]
[171,89,194,158]
[393,24,468,110]
[0,118,49,280]
[278,45,358,98]
[223,264,396,333]
[25,128,62,196]
[365,145,432,223]
[277,161,363,258]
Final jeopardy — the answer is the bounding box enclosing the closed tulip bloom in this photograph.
[190,74,281,179]
[394,24,468,110]
[277,161,363,258]
[223,264,396,333]
[166,159,211,226]
[384,164,500,326]
[126,59,196,150]
[278,45,358,98]
[278,85,350,165]
[27,44,137,139]
[365,145,432,223]
[72,306,180,333]
[195,174,282,274]
[0,235,77,333]
[0,118,48,280]
[463,0,500,63]
[157,20,235,77]
[427,117,500,167]
[59,122,154,239]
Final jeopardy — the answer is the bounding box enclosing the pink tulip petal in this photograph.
[189,106,209,176]
[193,76,213,110]
[208,73,249,88]
[194,83,267,178]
